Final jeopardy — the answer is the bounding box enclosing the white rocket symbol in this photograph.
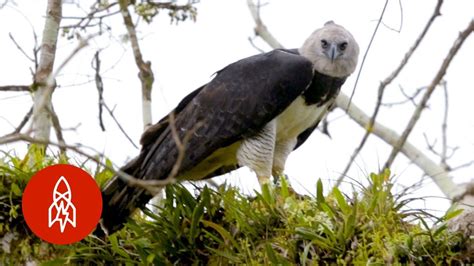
[48,176,76,233]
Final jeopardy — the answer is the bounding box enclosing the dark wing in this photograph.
[136,49,314,180]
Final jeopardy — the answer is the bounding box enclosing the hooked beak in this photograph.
[325,43,340,63]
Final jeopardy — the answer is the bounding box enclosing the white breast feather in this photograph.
[275,96,330,141]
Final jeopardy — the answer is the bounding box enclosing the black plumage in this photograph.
[98,48,348,235]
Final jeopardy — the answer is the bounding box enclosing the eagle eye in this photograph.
[321,39,329,49]
[339,42,348,51]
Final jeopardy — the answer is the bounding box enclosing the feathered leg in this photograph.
[237,120,276,186]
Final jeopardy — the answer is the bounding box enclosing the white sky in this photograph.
[1,0,473,216]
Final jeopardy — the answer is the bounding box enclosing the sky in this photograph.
[0,0,473,216]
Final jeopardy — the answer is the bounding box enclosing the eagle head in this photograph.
[299,21,359,78]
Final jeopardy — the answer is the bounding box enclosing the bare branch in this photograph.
[337,0,444,185]
[9,33,35,62]
[0,0,9,9]
[92,47,138,148]
[382,85,426,107]
[61,2,119,32]
[384,19,474,169]
[167,112,202,180]
[440,81,449,169]
[451,160,474,172]
[119,0,154,130]
[246,0,283,49]
[335,94,463,199]
[0,85,30,92]
[49,34,92,85]
[93,51,106,131]
[247,36,265,53]
[50,106,66,155]
[103,103,139,149]
[12,106,33,134]
[379,0,404,33]
[0,132,173,193]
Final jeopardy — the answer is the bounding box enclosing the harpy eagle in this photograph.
[99,21,359,235]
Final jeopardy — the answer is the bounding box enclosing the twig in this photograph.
[382,85,426,107]
[423,133,439,156]
[93,51,106,131]
[8,33,35,62]
[0,0,9,9]
[0,133,174,193]
[440,81,449,169]
[246,0,283,49]
[346,0,389,108]
[335,94,463,199]
[0,85,30,92]
[167,112,203,180]
[103,103,139,149]
[336,0,444,186]
[49,106,66,155]
[384,19,474,169]
[450,160,474,172]
[48,34,94,87]
[12,106,33,134]
[378,0,404,33]
[61,2,119,30]
[247,36,265,53]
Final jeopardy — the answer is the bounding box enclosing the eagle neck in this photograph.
[302,70,346,106]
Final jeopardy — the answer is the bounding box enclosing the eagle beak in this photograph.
[328,43,339,63]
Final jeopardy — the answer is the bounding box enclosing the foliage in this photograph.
[134,0,198,24]
[0,153,469,265]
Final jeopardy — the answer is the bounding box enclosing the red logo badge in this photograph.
[22,164,102,245]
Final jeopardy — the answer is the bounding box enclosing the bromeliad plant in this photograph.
[0,152,467,264]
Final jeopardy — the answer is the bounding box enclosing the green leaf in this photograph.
[344,213,356,239]
[279,175,290,199]
[261,182,275,205]
[316,179,325,204]
[332,187,350,215]
[201,220,239,249]
[146,254,156,264]
[443,208,463,221]
[109,234,131,259]
[320,202,335,219]
[265,243,279,264]
[189,189,206,242]
[301,242,312,266]
[433,224,448,237]
[11,183,22,197]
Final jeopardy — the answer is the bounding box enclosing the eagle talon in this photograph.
[257,175,271,186]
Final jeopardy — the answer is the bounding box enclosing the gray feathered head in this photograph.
[299,21,359,78]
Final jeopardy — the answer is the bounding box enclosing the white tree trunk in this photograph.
[31,0,62,143]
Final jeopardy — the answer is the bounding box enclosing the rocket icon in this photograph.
[48,176,76,233]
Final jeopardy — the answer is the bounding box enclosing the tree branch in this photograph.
[0,85,30,92]
[119,0,154,130]
[0,133,174,194]
[384,19,474,169]
[246,0,283,49]
[336,94,463,199]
